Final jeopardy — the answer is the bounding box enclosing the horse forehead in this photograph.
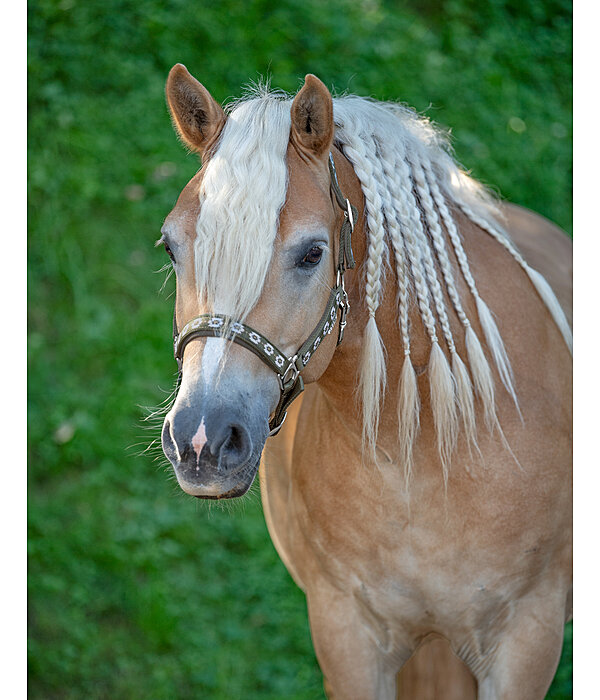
[164,146,333,242]
[279,148,334,238]
[164,170,203,238]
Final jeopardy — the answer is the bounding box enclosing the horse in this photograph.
[158,64,572,699]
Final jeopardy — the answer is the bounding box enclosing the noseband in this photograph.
[172,154,357,436]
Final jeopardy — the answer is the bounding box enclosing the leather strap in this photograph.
[329,154,356,273]
[174,282,347,433]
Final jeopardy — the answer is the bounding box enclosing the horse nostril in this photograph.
[179,444,197,464]
[166,405,258,474]
[161,418,179,460]
[211,422,253,467]
[228,425,244,452]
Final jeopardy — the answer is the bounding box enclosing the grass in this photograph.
[28,0,572,697]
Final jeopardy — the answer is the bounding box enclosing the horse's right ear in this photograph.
[290,74,334,159]
[165,64,226,155]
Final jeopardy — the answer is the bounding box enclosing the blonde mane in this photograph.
[195,88,291,318]
[195,88,573,475]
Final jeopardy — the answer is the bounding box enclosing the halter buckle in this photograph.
[336,271,350,345]
[278,355,300,391]
[337,289,350,344]
[345,198,355,232]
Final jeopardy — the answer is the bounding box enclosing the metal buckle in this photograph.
[345,198,354,231]
[337,288,350,344]
[278,355,300,392]
[335,269,350,345]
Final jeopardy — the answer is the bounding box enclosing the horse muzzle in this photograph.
[162,389,271,498]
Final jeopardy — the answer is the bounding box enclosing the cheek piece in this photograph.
[172,154,357,436]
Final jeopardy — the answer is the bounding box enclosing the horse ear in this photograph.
[165,64,226,155]
[290,74,334,158]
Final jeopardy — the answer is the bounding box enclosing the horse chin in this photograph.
[172,458,261,500]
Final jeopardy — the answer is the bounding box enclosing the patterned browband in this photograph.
[172,154,357,436]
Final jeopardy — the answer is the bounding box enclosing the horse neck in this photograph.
[316,152,432,449]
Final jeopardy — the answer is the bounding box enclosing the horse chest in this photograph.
[308,521,534,670]
[294,501,510,621]
[262,380,570,665]
[268,445,549,644]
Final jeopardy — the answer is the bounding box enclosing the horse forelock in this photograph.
[195,91,292,319]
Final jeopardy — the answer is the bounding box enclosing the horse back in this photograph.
[500,202,572,327]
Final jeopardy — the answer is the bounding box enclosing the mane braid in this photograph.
[331,94,569,473]
[408,151,478,455]
[193,86,570,476]
[332,109,388,458]
[369,135,420,482]
[457,201,573,355]
[420,158,500,432]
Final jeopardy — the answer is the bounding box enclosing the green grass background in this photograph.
[28,0,572,697]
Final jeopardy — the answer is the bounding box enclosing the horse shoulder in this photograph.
[443,206,572,543]
[454,205,572,407]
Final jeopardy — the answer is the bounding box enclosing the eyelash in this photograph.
[156,235,176,264]
[163,242,175,263]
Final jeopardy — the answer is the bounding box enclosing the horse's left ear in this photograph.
[290,74,334,158]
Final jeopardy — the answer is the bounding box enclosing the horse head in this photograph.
[160,65,360,498]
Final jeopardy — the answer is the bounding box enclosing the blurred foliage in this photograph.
[28,0,572,697]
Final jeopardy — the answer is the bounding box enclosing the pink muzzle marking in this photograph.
[192,420,207,463]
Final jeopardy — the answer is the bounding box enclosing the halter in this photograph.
[172,154,357,436]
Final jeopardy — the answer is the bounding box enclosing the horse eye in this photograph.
[301,246,323,266]
[164,242,175,262]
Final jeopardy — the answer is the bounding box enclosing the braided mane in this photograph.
[195,88,572,476]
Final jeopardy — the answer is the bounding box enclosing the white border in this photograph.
[573,1,597,696]
[2,1,26,697]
